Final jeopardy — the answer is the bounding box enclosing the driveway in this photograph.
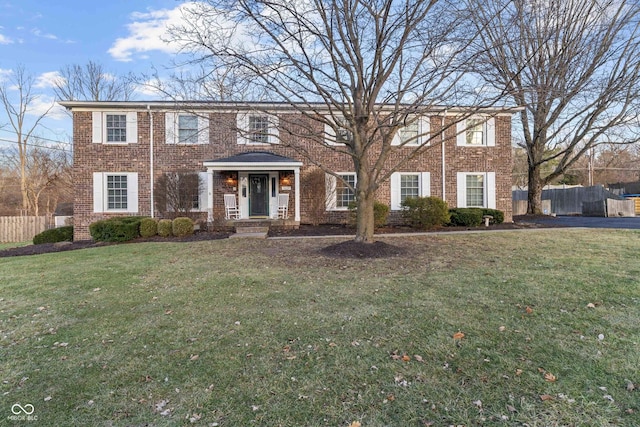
[519,215,640,229]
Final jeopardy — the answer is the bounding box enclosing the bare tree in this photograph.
[168,0,490,243]
[470,0,640,214]
[154,172,202,218]
[0,66,53,214]
[53,61,136,101]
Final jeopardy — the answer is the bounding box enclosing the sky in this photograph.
[0,0,194,149]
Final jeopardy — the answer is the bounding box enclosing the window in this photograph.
[249,115,270,143]
[237,113,279,144]
[390,172,430,210]
[392,116,430,146]
[106,115,127,142]
[326,173,356,210]
[107,175,128,210]
[324,117,353,145]
[165,112,209,145]
[92,111,138,144]
[178,115,199,144]
[93,172,138,213]
[336,174,356,208]
[456,116,495,147]
[456,172,496,209]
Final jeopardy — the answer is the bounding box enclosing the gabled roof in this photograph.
[203,151,303,171]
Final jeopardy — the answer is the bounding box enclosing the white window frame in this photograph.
[392,116,431,146]
[93,172,139,213]
[456,116,495,147]
[92,111,138,144]
[165,112,209,145]
[456,172,496,209]
[237,112,279,145]
[325,172,357,210]
[390,172,431,210]
[324,116,353,146]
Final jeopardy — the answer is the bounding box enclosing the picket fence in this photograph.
[0,216,47,243]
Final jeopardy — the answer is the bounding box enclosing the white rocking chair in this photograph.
[276,193,289,219]
[224,194,241,219]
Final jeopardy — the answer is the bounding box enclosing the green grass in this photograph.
[1,230,639,426]
[0,241,29,250]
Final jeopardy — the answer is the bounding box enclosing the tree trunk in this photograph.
[527,163,543,215]
[354,167,376,243]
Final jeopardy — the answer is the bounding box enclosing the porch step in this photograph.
[231,226,269,239]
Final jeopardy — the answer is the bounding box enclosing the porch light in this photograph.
[281,176,291,185]
[224,172,237,185]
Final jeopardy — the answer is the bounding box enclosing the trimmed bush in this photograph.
[139,217,158,237]
[481,208,504,224]
[348,201,390,228]
[172,217,195,237]
[448,208,484,227]
[157,219,173,237]
[89,216,143,242]
[401,196,450,230]
[33,226,74,245]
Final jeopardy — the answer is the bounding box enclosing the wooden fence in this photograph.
[0,216,47,243]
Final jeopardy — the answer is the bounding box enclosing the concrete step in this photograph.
[235,226,269,234]
[230,231,268,239]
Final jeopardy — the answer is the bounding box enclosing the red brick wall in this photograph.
[72,108,512,240]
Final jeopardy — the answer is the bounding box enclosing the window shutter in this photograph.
[390,172,401,210]
[93,172,104,212]
[421,172,431,197]
[165,112,177,144]
[92,112,103,143]
[486,172,496,208]
[269,115,279,144]
[325,173,337,210]
[126,112,138,144]
[127,173,139,213]
[419,116,431,146]
[456,119,466,146]
[456,172,466,208]
[198,115,209,145]
[198,171,210,209]
[486,117,496,147]
[236,113,247,145]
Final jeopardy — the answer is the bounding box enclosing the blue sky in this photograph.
[0,0,192,148]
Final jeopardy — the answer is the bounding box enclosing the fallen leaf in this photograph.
[507,405,517,413]
[544,372,557,382]
[414,354,424,362]
[540,394,554,401]
[401,354,411,362]
[525,306,533,314]
[348,422,362,427]
[586,303,596,308]
[515,369,523,376]
[499,326,506,332]
[386,394,395,401]
[626,380,635,392]
[164,310,173,315]
[453,332,465,340]
[189,413,202,423]
[328,342,337,347]
[189,354,199,361]
[537,367,546,374]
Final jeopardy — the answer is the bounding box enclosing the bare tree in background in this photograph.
[154,172,202,218]
[168,0,490,243]
[0,66,53,214]
[470,0,640,214]
[53,61,136,101]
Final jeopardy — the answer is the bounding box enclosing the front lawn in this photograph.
[1,230,638,426]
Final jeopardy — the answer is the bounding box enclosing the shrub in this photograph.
[89,216,143,242]
[172,217,195,237]
[448,208,484,227]
[33,226,74,245]
[157,219,173,237]
[348,201,390,228]
[139,217,158,237]
[481,208,504,224]
[400,197,450,230]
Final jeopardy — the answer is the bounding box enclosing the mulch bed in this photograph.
[0,216,557,259]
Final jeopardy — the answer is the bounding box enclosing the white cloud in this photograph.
[31,27,58,40]
[0,68,13,83]
[0,33,13,44]
[27,96,66,120]
[108,4,193,62]
[35,71,62,89]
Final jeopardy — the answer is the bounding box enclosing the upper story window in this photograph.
[165,112,209,145]
[392,116,430,146]
[456,116,495,147]
[324,117,353,146]
[237,113,279,145]
[92,112,138,144]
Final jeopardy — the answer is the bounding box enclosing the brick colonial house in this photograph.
[59,101,515,241]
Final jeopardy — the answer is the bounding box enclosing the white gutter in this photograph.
[441,110,447,202]
[148,104,154,218]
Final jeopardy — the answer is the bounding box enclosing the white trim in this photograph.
[326,172,356,210]
[91,111,138,144]
[390,172,431,210]
[93,172,139,213]
[203,161,303,171]
[456,116,495,147]
[456,172,495,208]
[237,112,279,145]
[324,116,351,146]
[391,116,431,146]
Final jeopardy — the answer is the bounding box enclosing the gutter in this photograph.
[148,104,154,218]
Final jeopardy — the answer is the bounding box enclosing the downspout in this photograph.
[441,110,447,202]
[148,105,154,218]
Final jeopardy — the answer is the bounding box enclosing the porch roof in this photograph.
[203,151,303,171]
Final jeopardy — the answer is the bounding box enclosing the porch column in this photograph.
[294,167,301,221]
[207,169,214,223]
